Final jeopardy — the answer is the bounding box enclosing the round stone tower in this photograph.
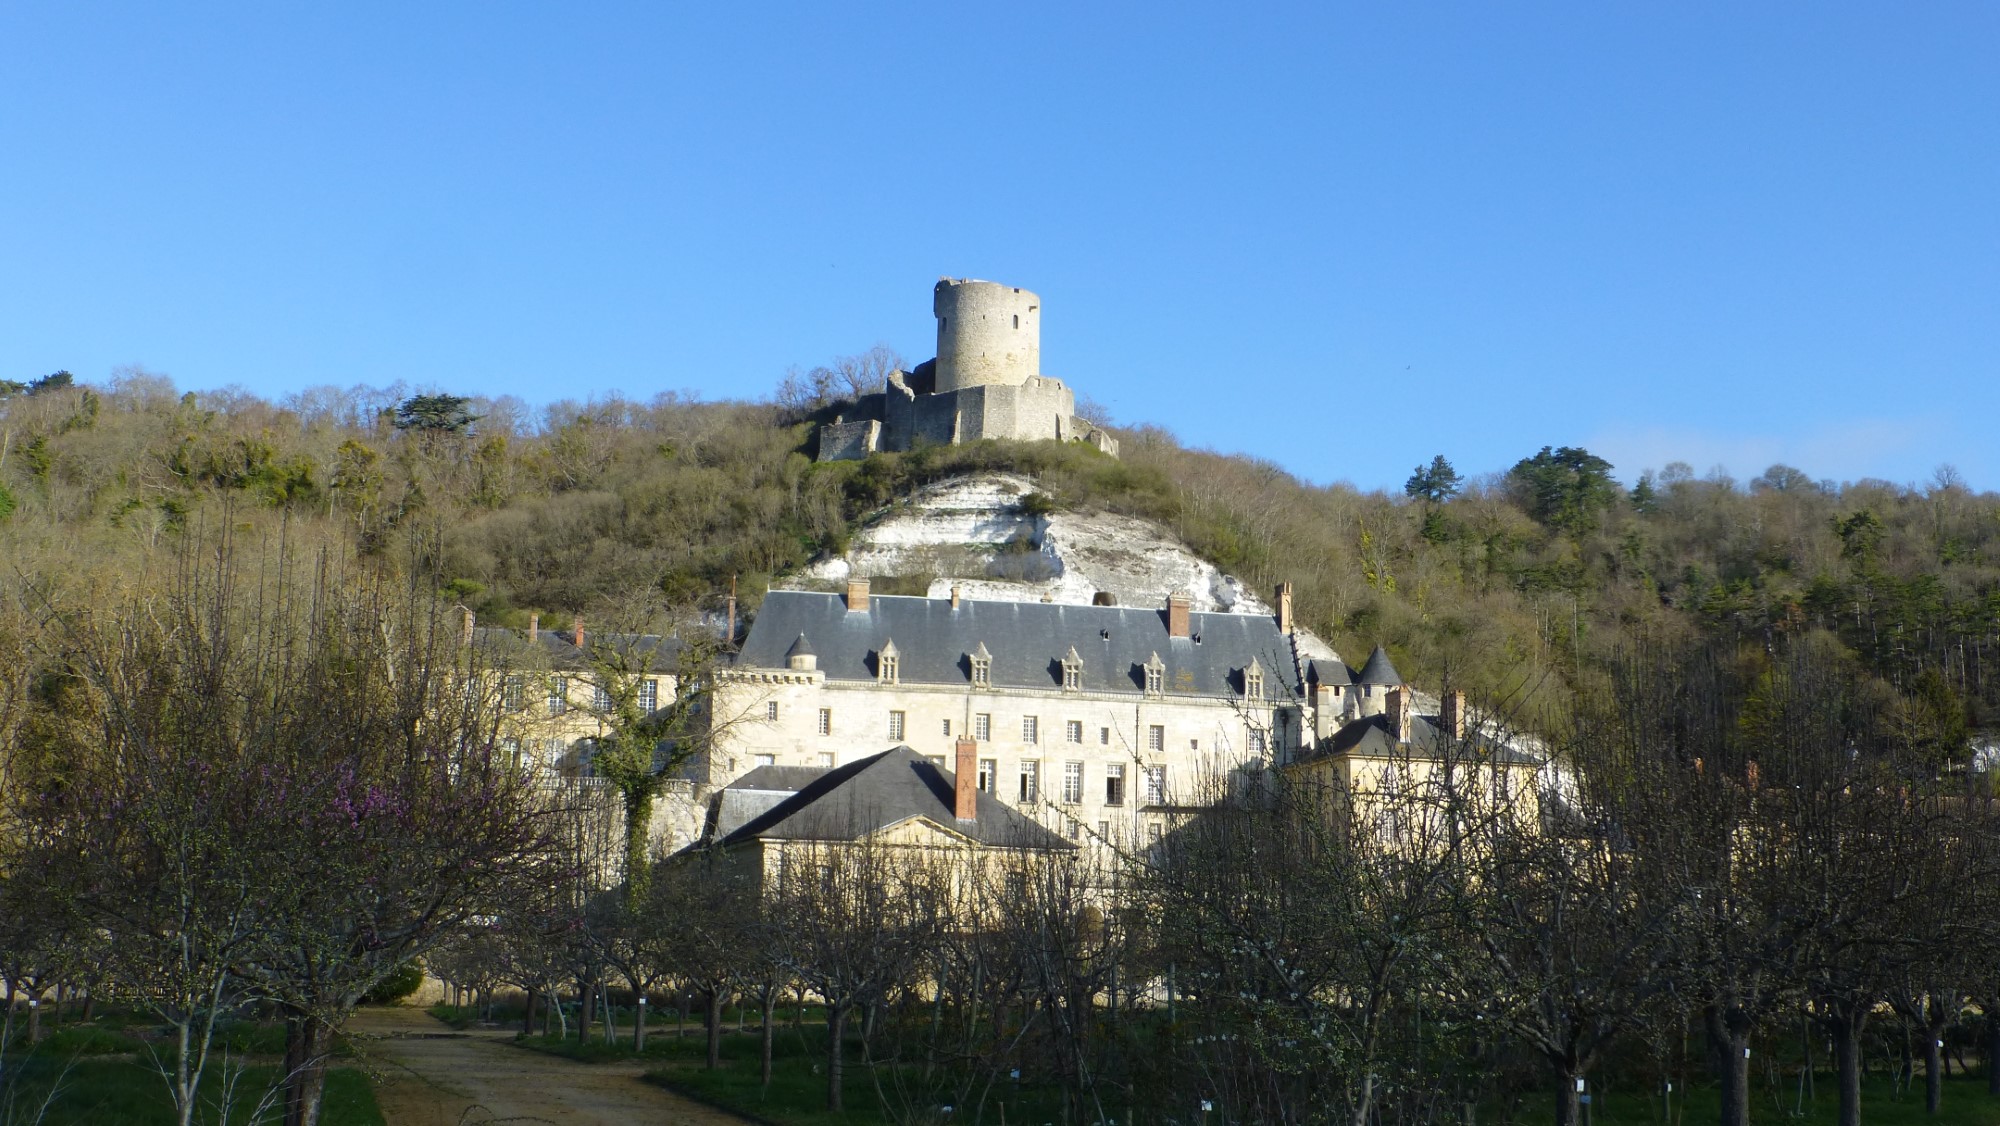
[932,278,1040,392]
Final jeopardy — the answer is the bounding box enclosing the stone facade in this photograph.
[694,582,1314,854]
[817,279,1119,461]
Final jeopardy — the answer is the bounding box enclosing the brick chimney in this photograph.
[1167,592,1191,639]
[950,584,961,610]
[1388,687,1413,744]
[528,612,540,642]
[1441,691,1465,742]
[572,617,584,647]
[1276,582,1294,634]
[954,736,978,821]
[845,578,870,613]
[460,607,475,645]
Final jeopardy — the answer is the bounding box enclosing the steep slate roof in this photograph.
[715,746,1074,850]
[740,591,1302,698]
[1307,659,1353,688]
[1315,712,1540,766]
[1354,645,1403,686]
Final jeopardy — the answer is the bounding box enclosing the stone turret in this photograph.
[933,279,1040,392]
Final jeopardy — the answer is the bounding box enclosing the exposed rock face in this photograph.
[794,472,1340,662]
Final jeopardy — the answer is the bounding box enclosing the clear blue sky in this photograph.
[5,3,1995,492]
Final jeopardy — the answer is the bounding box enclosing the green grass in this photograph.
[0,1056,383,1126]
[1530,1073,2000,1126]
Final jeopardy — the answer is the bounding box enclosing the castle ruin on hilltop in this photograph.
[816,278,1119,461]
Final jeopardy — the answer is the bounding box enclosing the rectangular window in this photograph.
[1062,761,1084,804]
[1023,716,1039,744]
[502,675,525,712]
[927,754,946,769]
[1148,824,1163,846]
[1066,816,1081,841]
[1098,820,1110,840]
[818,751,835,768]
[499,737,522,766]
[1066,720,1083,744]
[547,677,569,716]
[639,678,659,712]
[817,708,832,736]
[978,759,996,793]
[593,683,613,712]
[889,711,906,740]
[1145,765,1167,805]
[755,753,776,767]
[766,700,780,722]
[1147,725,1164,752]
[941,718,952,737]
[1105,763,1125,806]
[1249,729,1267,754]
[1019,760,1039,803]
[975,713,992,741]
[1100,726,1111,745]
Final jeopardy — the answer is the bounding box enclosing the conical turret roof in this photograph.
[785,633,815,659]
[1356,645,1403,686]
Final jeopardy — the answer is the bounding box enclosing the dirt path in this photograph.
[345,1006,753,1126]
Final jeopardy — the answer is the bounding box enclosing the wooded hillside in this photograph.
[4,367,1996,739]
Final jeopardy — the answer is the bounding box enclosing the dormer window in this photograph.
[1143,652,1165,697]
[970,642,992,688]
[877,639,900,685]
[1061,646,1082,692]
[1244,659,1265,701]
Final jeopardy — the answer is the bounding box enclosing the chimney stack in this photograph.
[1388,687,1413,744]
[950,584,961,610]
[954,736,979,821]
[1167,592,1191,639]
[461,607,475,645]
[1276,582,1294,634]
[572,617,584,648]
[1441,691,1466,742]
[528,612,540,642]
[846,578,870,613]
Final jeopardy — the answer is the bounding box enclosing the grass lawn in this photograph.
[1536,1073,2000,1126]
[513,1020,1067,1126]
[0,1055,383,1126]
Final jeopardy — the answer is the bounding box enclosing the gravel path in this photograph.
[346,1006,753,1126]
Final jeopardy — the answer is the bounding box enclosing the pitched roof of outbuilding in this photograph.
[739,590,1302,698]
[1312,712,1540,765]
[471,627,683,672]
[1308,659,1353,688]
[714,746,1073,850]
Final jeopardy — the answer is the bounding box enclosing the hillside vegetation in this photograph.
[3,368,1997,735]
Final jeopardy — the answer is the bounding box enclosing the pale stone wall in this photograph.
[934,279,1040,392]
[817,418,880,461]
[708,671,1300,852]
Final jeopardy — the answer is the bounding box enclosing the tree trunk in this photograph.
[1925,1031,1944,1115]
[25,995,39,1043]
[577,978,594,1043]
[1986,1004,2000,1097]
[282,1011,334,1126]
[761,990,776,1089]
[827,1000,848,1112]
[1833,1015,1864,1126]
[1706,1007,1751,1126]
[1554,1067,1580,1126]
[706,987,724,1070]
[523,988,537,1036]
[634,994,647,1053]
